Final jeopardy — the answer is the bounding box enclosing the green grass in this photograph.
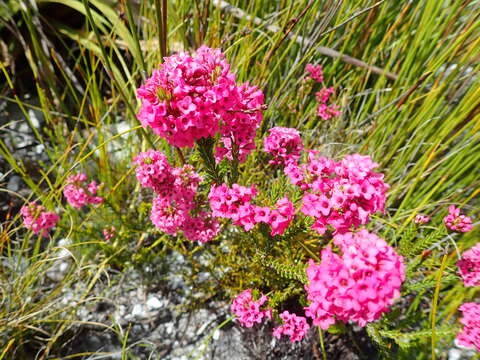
[0,0,479,358]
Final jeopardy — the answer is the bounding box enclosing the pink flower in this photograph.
[236,203,257,231]
[269,197,295,236]
[263,127,303,166]
[315,87,335,103]
[305,64,324,83]
[456,302,480,351]
[273,311,310,342]
[231,289,272,328]
[102,226,116,241]
[457,243,480,287]
[291,153,388,235]
[132,152,203,208]
[136,46,264,163]
[134,149,217,243]
[316,103,341,120]
[20,202,59,237]
[304,229,405,329]
[284,162,307,189]
[208,184,296,235]
[133,150,175,195]
[253,206,271,223]
[181,211,220,243]
[150,196,188,235]
[444,205,473,232]
[315,87,340,120]
[63,173,104,209]
[208,183,258,231]
[215,83,265,163]
[414,214,430,224]
[171,164,203,206]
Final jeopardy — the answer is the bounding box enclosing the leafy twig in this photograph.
[197,137,223,184]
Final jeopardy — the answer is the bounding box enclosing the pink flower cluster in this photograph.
[133,150,175,195]
[285,152,388,234]
[304,229,405,329]
[215,83,264,163]
[63,173,104,209]
[102,226,116,241]
[268,197,295,236]
[414,214,430,224]
[273,311,310,343]
[231,289,272,328]
[456,302,480,351]
[208,183,258,230]
[20,202,59,237]
[316,89,341,120]
[181,211,220,243]
[263,127,303,166]
[305,63,341,121]
[444,205,473,233]
[137,46,264,163]
[135,150,219,243]
[208,184,295,236]
[457,243,480,287]
[305,64,324,83]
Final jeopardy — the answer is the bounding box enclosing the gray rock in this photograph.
[7,175,21,192]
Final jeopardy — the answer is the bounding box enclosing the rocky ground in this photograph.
[48,247,379,360]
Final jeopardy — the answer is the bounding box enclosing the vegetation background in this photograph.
[0,0,479,359]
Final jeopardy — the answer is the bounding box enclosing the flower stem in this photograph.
[431,251,448,360]
[227,140,240,186]
[318,327,327,360]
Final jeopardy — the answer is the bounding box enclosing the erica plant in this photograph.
[127,45,478,353]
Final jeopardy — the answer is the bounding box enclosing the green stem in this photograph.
[33,233,43,258]
[154,0,165,60]
[296,236,320,262]
[431,251,448,360]
[161,0,168,57]
[197,137,223,184]
[227,139,240,186]
[318,327,327,360]
[176,147,186,166]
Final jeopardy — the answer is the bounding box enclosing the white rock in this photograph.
[55,239,72,259]
[58,238,71,247]
[27,108,42,128]
[131,304,145,318]
[165,322,174,334]
[146,296,163,310]
[46,261,69,282]
[34,144,45,155]
[77,307,89,320]
[58,262,69,272]
[270,336,276,347]
[450,343,476,359]
[114,305,127,323]
[448,349,461,360]
[116,121,130,134]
